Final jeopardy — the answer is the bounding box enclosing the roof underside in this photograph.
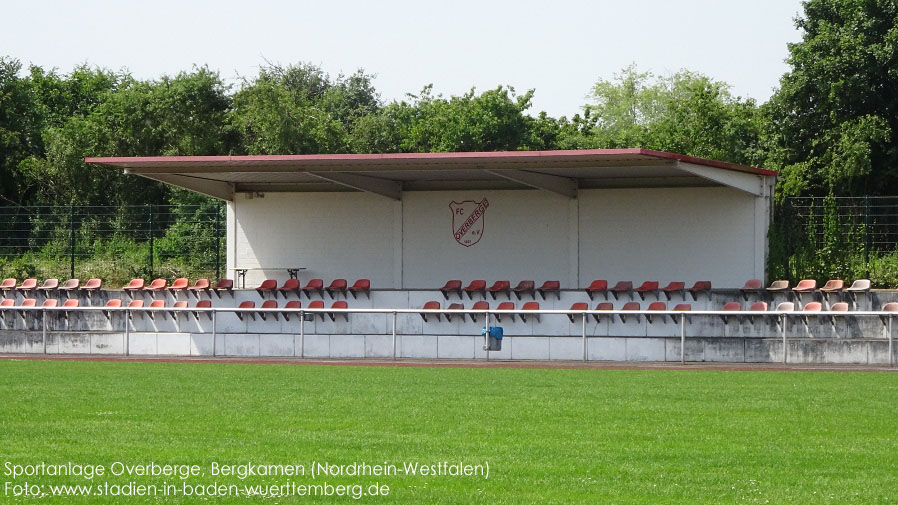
[85,149,777,201]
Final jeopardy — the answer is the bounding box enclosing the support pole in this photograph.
[889,316,894,368]
[581,312,587,361]
[211,311,217,357]
[782,315,787,364]
[680,314,686,365]
[125,310,130,356]
[485,311,490,362]
[391,311,397,360]
[300,312,305,358]
[42,310,47,354]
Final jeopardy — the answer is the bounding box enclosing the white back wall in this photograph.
[227,186,767,290]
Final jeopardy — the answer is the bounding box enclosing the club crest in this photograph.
[450,199,489,247]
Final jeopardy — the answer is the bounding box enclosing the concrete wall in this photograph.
[228,186,768,289]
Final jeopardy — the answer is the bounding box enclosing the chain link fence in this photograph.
[0,204,225,285]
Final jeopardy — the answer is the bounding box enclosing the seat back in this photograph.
[21,299,37,307]
[804,302,822,312]
[647,301,666,311]
[611,281,633,291]
[690,281,712,291]
[488,280,510,291]
[148,278,167,290]
[447,303,464,310]
[190,278,211,290]
[821,279,844,291]
[285,301,301,309]
[465,279,486,291]
[882,302,898,312]
[742,279,763,290]
[170,278,189,289]
[195,300,212,308]
[40,279,59,289]
[570,302,588,311]
[748,302,768,311]
[472,301,490,310]
[149,300,166,309]
[513,280,534,291]
[0,278,16,289]
[662,282,685,291]
[497,302,515,310]
[214,279,234,289]
[794,279,817,290]
[261,300,278,309]
[586,279,608,291]
[19,279,37,289]
[350,279,371,290]
[775,302,795,312]
[422,301,441,310]
[522,301,540,310]
[173,301,189,309]
[238,301,256,309]
[42,299,58,307]
[83,278,102,289]
[280,279,300,290]
[723,302,742,311]
[258,279,277,290]
[637,281,659,291]
[308,300,325,309]
[767,280,789,290]
[128,300,144,308]
[848,279,871,291]
[830,302,849,312]
[673,303,692,311]
[441,280,462,290]
[621,302,640,311]
[596,302,614,310]
[539,280,560,291]
[62,299,79,308]
[0,299,15,307]
[105,299,123,308]
[61,279,80,289]
[303,278,324,290]
[328,279,348,290]
[125,278,145,289]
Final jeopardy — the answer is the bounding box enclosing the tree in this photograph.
[766,0,898,198]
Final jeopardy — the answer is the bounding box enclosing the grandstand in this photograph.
[0,149,895,364]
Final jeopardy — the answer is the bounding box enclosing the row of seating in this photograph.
[741,279,871,299]
[255,279,370,299]
[1,278,102,293]
[438,280,713,301]
[123,278,234,296]
[420,301,693,323]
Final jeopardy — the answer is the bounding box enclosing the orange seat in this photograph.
[127,299,144,308]
[721,301,741,323]
[793,279,817,293]
[188,278,210,292]
[328,300,349,321]
[537,281,560,300]
[421,301,441,322]
[59,279,80,291]
[237,300,256,321]
[487,280,510,299]
[256,279,277,298]
[470,300,490,322]
[880,302,898,324]
[619,301,640,323]
[260,299,279,321]
[123,278,145,291]
[512,280,535,299]
[62,299,79,309]
[446,302,465,322]
[803,302,822,312]
[820,279,844,292]
[568,302,589,322]
[21,298,37,307]
[585,279,608,300]
[326,279,348,297]
[17,279,37,291]
[521,301,540,322]
[42,299,58,308]
[82,278,102,291]
[349,279,371,299]
[610,281,633,300]
[748,301,768,311]
[38,279,59,292]
[308,300,325,309]
[212,279,233,298]
[192,299,213,320]
[661,282,685,300]
[635,281,659,300]
[496,301,516,322]
[0,299,14,307]
[463,280,487,299]
[0,278,16,290]
[105,299,123,308]
[169,278,189,291]
[440,280,463,299]
[674,303,691,311]
[302,278,325,297]
[149,300,166,318]
[278,279,301,298]
[145,278,168,291]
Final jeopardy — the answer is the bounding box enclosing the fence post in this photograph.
[783,198,792,281]
[215,206,222,280]
[864,196,871,278]
[391,311,397,360]
[147,204,154,278]
[69,205,75,279]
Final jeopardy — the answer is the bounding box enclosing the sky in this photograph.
[2,0,806,118]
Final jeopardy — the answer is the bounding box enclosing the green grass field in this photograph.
[1,359,897,504]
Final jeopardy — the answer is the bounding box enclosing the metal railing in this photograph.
[1,306,895,366]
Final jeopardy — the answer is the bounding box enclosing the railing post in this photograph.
[125,309,130,356]
[889,315,894,368]
[211,310,217,357]
[391,311,397,360]
[680,313,685,365]
[581,312,587,361]
[485,311,490,361]
[300,311,305,358]
[864,195,871,278]
[42,310,47,354]
[782,315,787,364]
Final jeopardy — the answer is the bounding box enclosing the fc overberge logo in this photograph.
[450,199,489,247]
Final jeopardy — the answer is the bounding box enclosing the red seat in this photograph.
[646,301,666,323]
[792,279,817,293]
[803,302,822,312]
[0,298,14,307]
[610,281,633,300]
[688,281,712,300]
[128,299,144,308]
[308,300,325,309]
[37,279,59,292]
[463,280,487,299]
[742,279,763,292]
[619,301,640,323]
[17,278,37,291]
[537,281,560,300]
[568,302,589,322]
[148,300,166,320]
[470,300,490,322]
[62,299,79,308]
[237,300,256,321]
[496,301,516,322]
[440,280,463,299]
[0,278,16,290]
[82,278,102,291]
[171,301,188,318]
[512,280,535,300]
[188,278,210,294]
[521,301,541,322]
[329,300,349,321]
[256,279,277,298]
[326,279,348,297]
[59,279,80,292]
[21,298,37,307]
[487,280,511,299]
[302,278,325,297]
[105,299,123,308]
[421,301,441,322]
[635,281,659,300]
[192,299,213,320]
[349,279,371,299]
[212,279,233,298]
[169,278,189,291]
[673,303,692,322]
[42,299,58,308]
[123,278,145,292]
[592,302,614,322]
[585,280,608,300]
[721,301,742,323]
[661,282,685,300]
[748,301,768,311]
[446,302,465,322]
[278,279,300,298]
[260,299,279,321]
[145,278,168,291]
[820,279,844,292]
[283,300,302,321]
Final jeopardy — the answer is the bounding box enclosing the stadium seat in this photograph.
[420,301,441,322]
[171,300,188,320]
[256,279,277,298]
[61,299,79,319]
[721,301,741,323]
[328,300,349,321]
[123,279,145,296]
[188,278,210,297]
[536,281,560,300]
[169,278,189,293]
[673,303,692,323]
[148,299,167,320]
[661,282,685,300]
[82,278,102,293]
[446,302,465,322]
[127,299,145,318]
[803,302,822,312]
[470,301,490,322]
[688,281,712,301]
[520,301,540,322]
[746,301,768,323]
[512,280,535,300]
[792,279,817,293]
[326,279,348,298]
[302,278,325,298]
[846,279,871,303]
[619,301,640,323]
[349,279,371,299]
[145,278,168,292]
[646,301,667,323]
[496,301,516,322]
[568,302,589,322]
[17,278,37,292]
[307,300,325,321]
[775,302,795,312]
[58,278,80,294]
[592,302,614,323]
[192,299,213,320]
[610,281,633,300]
[879,302,898,324]
[282,300,302,321]
[463,280,487,299]
[20,298,37,308]
[487,280,510,299]
[42,299,58,308]
[440,280,463,299]
[212,279,234,298]
[741,279,763,300]
[260,300,279,321]
[236,300,256,321]
[767,280,790,293]
[819,279,844,292]
[827,302,849,326]
[635,281,659,300]
[37,278,59,294]
[0,298,13,307]
[277,279,301,299]
[585,280,608,300]
[0,278,15,292]
[103,298,122,319]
